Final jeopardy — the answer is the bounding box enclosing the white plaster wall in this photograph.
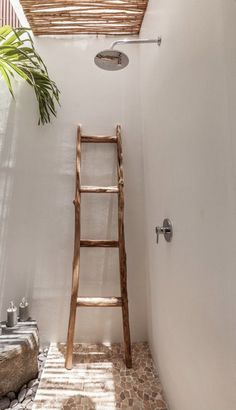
[140,1,236,409]
[0,36,147,344]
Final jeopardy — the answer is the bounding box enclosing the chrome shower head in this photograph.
[94,37,162,71]
[94,49,129,71]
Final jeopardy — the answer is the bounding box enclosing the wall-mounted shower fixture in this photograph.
[155,219,173,244]
[94,37,162,71]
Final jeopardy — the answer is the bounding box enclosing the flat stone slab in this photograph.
[0,320,39,397]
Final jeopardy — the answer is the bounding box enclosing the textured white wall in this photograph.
[140,1,236,409]
[2,2,236,406]
[0,37,147,344]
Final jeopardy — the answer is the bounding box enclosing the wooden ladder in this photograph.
[65,125,132,370]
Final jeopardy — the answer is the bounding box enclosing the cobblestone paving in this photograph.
[33,342,168,410]
[0,347,48,410]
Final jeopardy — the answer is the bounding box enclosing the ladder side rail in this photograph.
[65,125,82,370]
[116,125,132,368]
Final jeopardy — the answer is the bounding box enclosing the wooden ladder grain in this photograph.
[65,125,132,370]
[65,126,81,370]
[116,125,132,368]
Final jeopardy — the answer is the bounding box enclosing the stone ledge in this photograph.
[0,320,39,397]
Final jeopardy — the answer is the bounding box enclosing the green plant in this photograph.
[0,25,60,125]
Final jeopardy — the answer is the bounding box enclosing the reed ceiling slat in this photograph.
[19,0,149,35]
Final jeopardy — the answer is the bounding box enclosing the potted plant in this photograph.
[0,25,60,125]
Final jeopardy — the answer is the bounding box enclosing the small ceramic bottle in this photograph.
[19,297,30,322]
[7,301,17,327]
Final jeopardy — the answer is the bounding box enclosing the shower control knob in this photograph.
[155,219,173,244]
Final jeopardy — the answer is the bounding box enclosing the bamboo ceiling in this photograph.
[19,0,149,36]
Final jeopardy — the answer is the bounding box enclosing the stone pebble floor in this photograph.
[0,347,48,410]
[33,342,168,410]
[0,343,168,410]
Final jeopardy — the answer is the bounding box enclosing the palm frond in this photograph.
[0,25,60,125]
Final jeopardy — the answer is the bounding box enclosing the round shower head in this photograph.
[94,38,161,71]
[94,49,129,71]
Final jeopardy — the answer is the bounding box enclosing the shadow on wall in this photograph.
[0,80,75,336]
[0,81,125,343]
[0,83,17,315]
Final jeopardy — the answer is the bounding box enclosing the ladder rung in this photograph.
[77,297,122,307]
[80,186,119,193]
[80,240,119,247]
[81,135,117,143]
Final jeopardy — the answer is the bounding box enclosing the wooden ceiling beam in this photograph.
[20,0,148,35]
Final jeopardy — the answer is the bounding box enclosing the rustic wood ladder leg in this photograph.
[65,126,81,370]
[116,125,132,368]
[65,124,132,369]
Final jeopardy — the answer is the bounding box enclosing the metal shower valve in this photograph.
[155,219,173,243]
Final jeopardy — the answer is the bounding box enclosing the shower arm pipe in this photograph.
[110,37,162,50]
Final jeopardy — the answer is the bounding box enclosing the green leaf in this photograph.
[0,64,14,97]
[0,25,60,125]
